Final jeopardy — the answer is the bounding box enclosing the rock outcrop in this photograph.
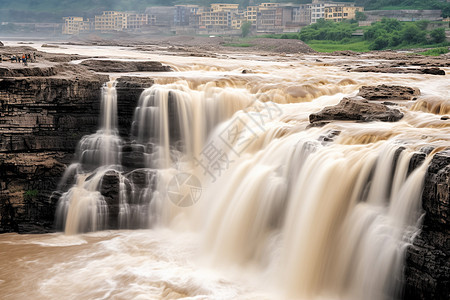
[309,97,404,124]
[351,66,446,75]
[404,150,450,300]
[80,59,172,72]
[357,84,420,101]
[0,52,153,233]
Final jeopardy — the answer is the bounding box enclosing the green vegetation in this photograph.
[241,21,252,38]
[24,190,39,201]
[284,18,449,52]
[306,38,370,52]
[353,0,450,17]
[362,18,449,50]
[419,47,450,56]
[299,19,359,42]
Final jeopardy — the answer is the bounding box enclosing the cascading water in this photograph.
[46,53,450,300]
[55,80,122,234]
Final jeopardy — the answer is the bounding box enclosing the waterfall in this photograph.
[54,76,433,299]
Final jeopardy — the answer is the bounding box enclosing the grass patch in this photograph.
[223,43,254,47]
[306,38,371,53]
[419,47,450,56]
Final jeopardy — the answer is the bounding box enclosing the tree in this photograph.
[429,27,446,44]
[355,11,367,21]
[241,21,252,38]
[401,23,426,44]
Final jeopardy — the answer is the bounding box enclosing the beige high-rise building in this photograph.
[62,17,91,35]
[245,6,259,26]
[94,11,148,31]
[324,6,364,22]
[95,11,127,31]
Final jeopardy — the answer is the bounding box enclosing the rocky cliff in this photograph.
[0,50,155,233]
[404,150,450,300]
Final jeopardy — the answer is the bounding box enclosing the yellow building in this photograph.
[231,12,246,29]
[260,3,279,8]
[94,11,148,31]
[200,10,231,30]
[95,11,127,31]
[202,3,240,30]
[62,17,91,35]
[211,3,239,13]
[245,6,259,26]
[324,6,364,22]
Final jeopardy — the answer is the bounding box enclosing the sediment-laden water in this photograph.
[1,42,449,299]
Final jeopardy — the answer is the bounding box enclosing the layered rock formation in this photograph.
[0,49,154,233]
[357,84,420,101]
[309,97,404,124]
[404,150,450,300]
[80,60,172,72]
[351,65,446,75]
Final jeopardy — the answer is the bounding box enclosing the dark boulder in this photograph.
[421,67,446,76]
[309,97,404,124]
[357,84,420,101]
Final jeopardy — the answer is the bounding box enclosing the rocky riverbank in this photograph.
[404,150,450,300]
[0,47,160,233]
[0,43,448,299]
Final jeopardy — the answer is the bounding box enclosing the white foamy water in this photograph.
[1,42,449,299]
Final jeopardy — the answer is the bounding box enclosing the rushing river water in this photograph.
[1,41,450,299]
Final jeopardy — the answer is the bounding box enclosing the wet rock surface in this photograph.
[357,84,420,101]
[0,46,154,233]
[309,97,404,124]
[80,59,172,72]
[404,150,450,300]
[351,65,446,75]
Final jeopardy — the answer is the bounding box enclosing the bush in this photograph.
[401,23,426,44]
[420,47,449,56]
[429,27,446,44]
[370,36,389,50]
[241,21,252,38]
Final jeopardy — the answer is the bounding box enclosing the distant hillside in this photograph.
[355,0,450,16]
[0,0,448,23]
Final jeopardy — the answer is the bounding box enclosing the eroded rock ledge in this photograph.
[0,47,156,233]
[309,97,404,124]
[357,84,420,101]
[80,59,172,72]
[404,150,450,300]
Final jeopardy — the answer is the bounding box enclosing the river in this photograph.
[0,41,449,299]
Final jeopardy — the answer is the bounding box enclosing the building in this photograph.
[201,3,240,31]
[231,12,246,29]
[200,10,232,30]
[126,13,148,30]
[292,4,311,25]
[63,17,91,35]
[95,11,127,31]
[364,10,443,23]
[94,11,148,32]
[145,6,176,27]
[174,5,200,27]
[324,6,364,22]
[310,0,354,23]
[245,6,259,26]
[211,3,239,14]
